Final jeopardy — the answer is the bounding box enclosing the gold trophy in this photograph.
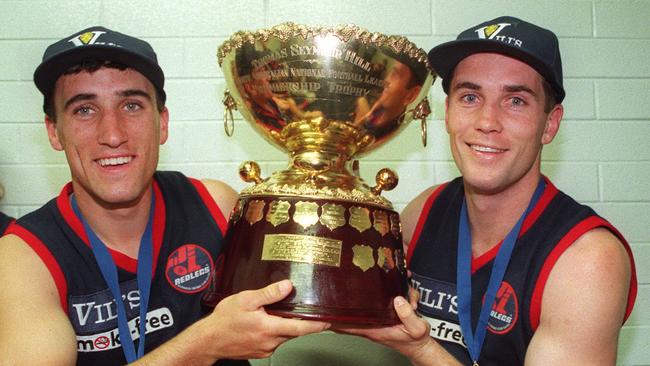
[203,23,435,325]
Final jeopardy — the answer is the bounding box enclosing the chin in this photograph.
[96,188,148,208]
[462,174,508,195]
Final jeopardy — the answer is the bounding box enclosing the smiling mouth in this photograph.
[97,156,133,167]
[469,144,506,153]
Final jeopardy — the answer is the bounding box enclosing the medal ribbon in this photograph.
[71,194,154,362]
[457,179,544,365]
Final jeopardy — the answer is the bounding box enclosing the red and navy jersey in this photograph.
[407,177,637,366]
[0,211,13,235]
[8,171,247,366]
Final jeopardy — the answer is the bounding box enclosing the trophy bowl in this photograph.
[202,22,435,325]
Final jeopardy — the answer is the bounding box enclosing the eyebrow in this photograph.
[503,84,538,97]
[62,89,152,111]
[119,89,153,101]
[63,93,96,111]
[451,81,481,91]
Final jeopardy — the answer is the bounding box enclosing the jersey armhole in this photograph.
[189,178,230,236]
[406,183,448,265]
[529,216,637,330]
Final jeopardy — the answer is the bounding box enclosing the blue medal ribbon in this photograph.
[457,179,545,365]
[71,194,154,363]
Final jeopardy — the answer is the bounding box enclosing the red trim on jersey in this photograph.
[406,183,448,265]
[56,181,166,274]
[520,177,558,234]
[6,223,68,311]
[2,218,15,235]
[529,216,638,330]
[470,177,559,273]
[472,242,502,274]
[58,183,88,243]
[189,178,229,237]
[151,181,166,276]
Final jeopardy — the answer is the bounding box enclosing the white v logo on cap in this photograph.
[68,31,106,47]
[474,23,511,40]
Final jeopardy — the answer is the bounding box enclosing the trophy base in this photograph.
[204,291,401,326]
[202,195,408,327]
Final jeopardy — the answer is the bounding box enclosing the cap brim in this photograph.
[428,39,562,101]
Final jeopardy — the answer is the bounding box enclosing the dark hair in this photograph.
[44,60,166,120]
[541,78,557,113]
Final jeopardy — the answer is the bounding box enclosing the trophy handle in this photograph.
[413,97,431,147]
[420,119,427,147]
[223,90,237,137]
[351,160,360,178]
[371,168,398,196]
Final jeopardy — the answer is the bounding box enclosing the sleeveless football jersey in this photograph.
[10,171,248,365]
[407,177,637,365]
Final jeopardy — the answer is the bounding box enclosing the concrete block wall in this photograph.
[0,1,647,364]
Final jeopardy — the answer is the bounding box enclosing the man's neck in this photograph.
[464,174,541,258]
[73,186,153,259]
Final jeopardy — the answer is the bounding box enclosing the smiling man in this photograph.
[0,26,328,365]
[338,16,637,366]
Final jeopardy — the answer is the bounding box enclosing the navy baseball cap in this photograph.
[34,26,166,112]
[428,16,565,103]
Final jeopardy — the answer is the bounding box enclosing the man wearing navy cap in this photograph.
[0,26,328,365]
[340,16,636,365]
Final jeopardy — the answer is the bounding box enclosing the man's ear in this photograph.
[158,106,169,145]
[45,115,64,151]
[444,96,450,134]
[541,104,563,145]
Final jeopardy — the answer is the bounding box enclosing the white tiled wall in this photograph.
[0,1,647,364]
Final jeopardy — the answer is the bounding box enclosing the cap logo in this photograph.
[68,30,106,47]
[475,23,510,39]
[474,22,523,47]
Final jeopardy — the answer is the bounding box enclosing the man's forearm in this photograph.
[409,338,463,366]
[132,317,220,366]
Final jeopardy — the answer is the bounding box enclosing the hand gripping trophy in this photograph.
[203,23,435,325]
